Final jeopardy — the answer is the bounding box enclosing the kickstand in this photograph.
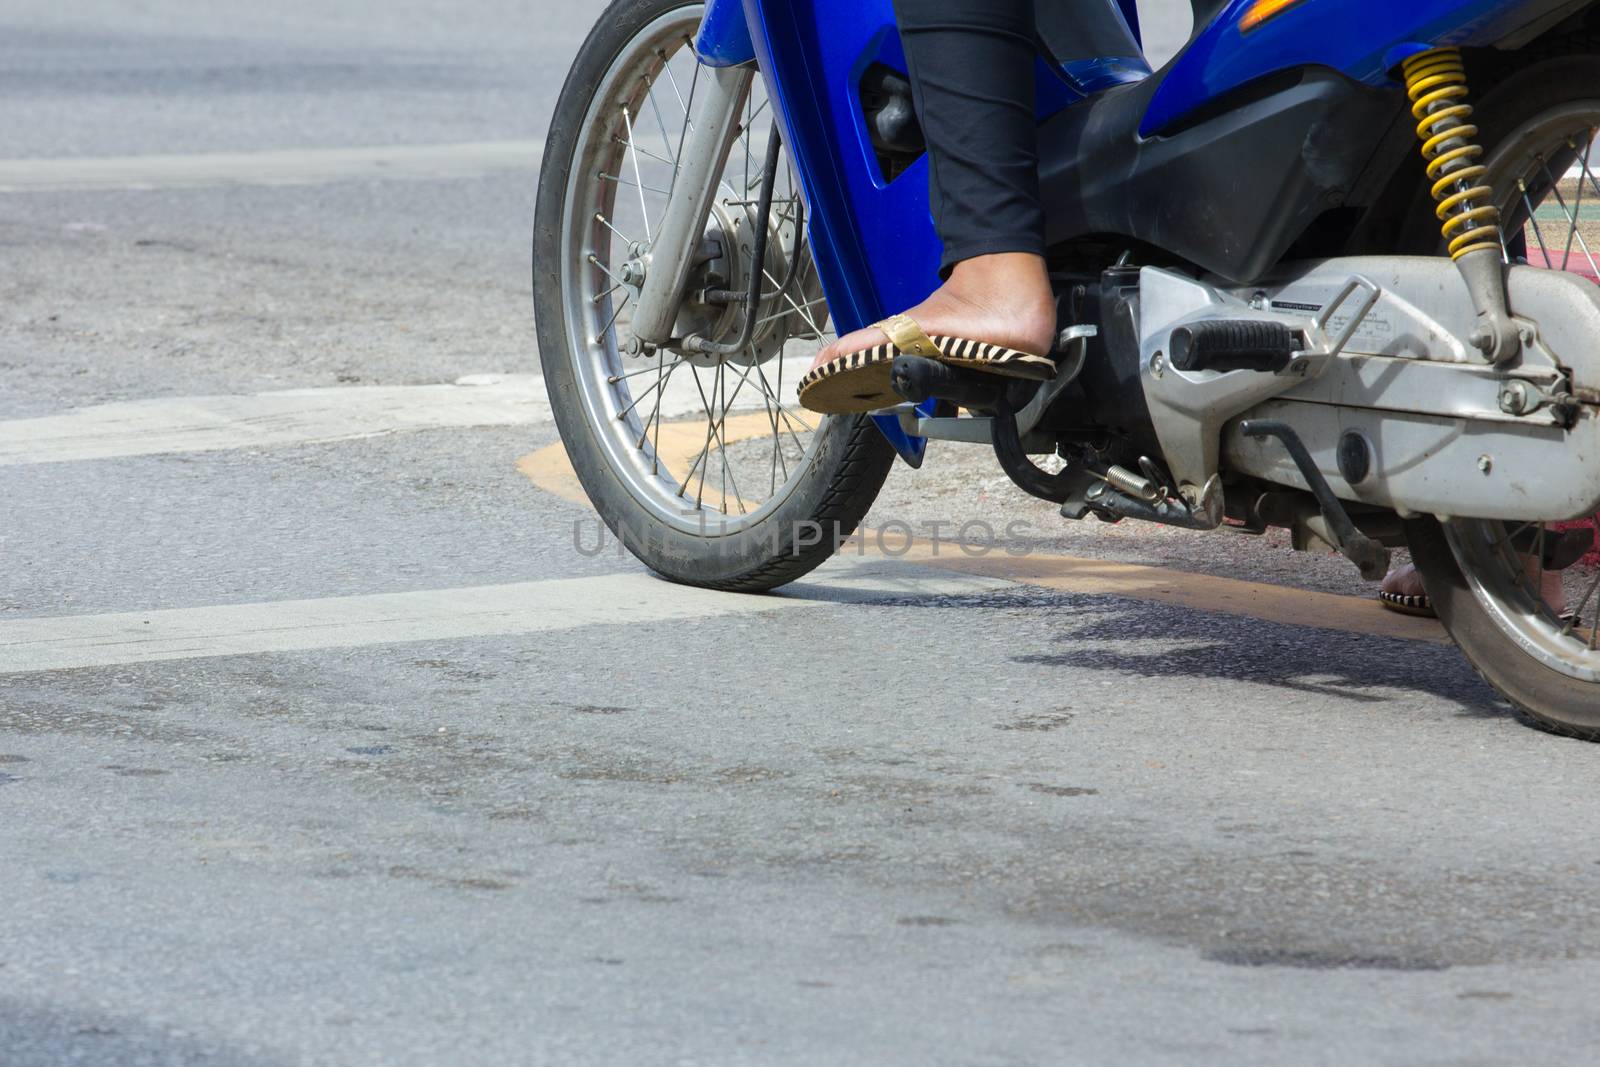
[1240,419,1391,581]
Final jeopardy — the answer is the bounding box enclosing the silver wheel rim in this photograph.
[554,4,836,537]
[1445,103,1600,681]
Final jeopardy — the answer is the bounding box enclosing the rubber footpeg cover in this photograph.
[1169,320,1302,373]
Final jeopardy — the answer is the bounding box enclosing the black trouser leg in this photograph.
[891,0,1043,277]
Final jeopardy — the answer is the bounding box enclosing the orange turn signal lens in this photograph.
[1240,0,1306,32]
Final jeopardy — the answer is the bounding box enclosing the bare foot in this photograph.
[1384,557,1565,610]
[808,252,1056,373]
[1381,562,1426,600]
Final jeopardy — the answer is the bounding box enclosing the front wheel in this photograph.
[532,0,893,591]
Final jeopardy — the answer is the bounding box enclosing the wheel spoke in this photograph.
[615,136,676,169]
[644,80,678,167]
[594,292,631,344]
[620,106,653,241]
[1522,181,1556,268]
[598,171,671,199]
[609,360,675,384]
[587,253,630,290]
[761,265,827,338]
[1538,159,1600,276]
[595,212,633,245]
[755,360,815,437]
[1563,567,1600,638]
[660,47,691,119]
[753,295,826,327]
[564,20,826,532]
[672,61,700,168]
[1561,137,1590,266]
[616,357,682,419]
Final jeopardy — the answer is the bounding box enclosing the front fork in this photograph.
[627,65,754,349]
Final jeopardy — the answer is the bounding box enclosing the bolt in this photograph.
[1478,454,1493,474]
[1086,481,1108,501]
[1499,380,1532,415]
[1150,351,1165,379]
[1471,327,1495,354]
[1249,291,1269,310]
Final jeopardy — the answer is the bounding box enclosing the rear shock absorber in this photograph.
[1401,48,1521,363]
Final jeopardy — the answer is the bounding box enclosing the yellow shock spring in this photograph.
[1401,48,1503,260]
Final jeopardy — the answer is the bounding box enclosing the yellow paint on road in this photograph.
[893,543,1448,644]
[518,412,782,513]
[517,427,1448,645]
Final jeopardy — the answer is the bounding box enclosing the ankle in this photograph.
[947,253,1051,299]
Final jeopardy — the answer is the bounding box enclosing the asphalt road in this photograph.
[6,2,1600,1065]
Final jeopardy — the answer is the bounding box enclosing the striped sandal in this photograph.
[797,312,1056,415]
[1378,590,1435,618]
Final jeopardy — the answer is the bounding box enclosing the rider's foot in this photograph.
[1380,557,1568,619]
[808,252,1057,373]
[1379,561,1433,617]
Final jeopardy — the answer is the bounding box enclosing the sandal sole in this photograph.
[798,336,1055,415]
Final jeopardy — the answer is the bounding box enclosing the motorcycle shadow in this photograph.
[1006,599,1507,720]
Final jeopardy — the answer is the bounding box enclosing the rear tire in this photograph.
[1401,41,1600,736]
[1409,519,1600,739]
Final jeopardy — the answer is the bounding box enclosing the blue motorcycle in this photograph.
[534,0,1600,734]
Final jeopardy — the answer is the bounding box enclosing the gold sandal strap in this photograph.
[872,313,940,358]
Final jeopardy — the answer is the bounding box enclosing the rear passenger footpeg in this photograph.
[1169,320,1303,374]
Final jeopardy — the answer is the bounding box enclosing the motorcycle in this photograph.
[533,0,1600,736]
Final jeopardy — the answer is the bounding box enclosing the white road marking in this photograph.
[0,357,818,466]
[0,567,1013,674]
[0,375,552,466]
[0,141,545,193]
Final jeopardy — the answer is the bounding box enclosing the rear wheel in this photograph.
[532,0,893,591]
[1406,51,1600,735]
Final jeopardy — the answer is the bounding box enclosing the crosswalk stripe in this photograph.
[0,141,546,193]
[0,357,816,466]
[0,376,552,466]
[0,567,1012,674]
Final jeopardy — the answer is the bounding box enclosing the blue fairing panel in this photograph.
[741,0,943,463]
[695,0,756,67]
[1144,0,1578,135]
[733,0,1146,463]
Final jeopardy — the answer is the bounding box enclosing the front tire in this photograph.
[532,0,893,591]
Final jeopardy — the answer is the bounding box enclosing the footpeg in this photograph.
[1240,419,1391,581]
[1169,320,1303,374]
[890,355,1004,409]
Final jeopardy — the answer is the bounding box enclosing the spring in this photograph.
[1103,465,1162,504]
[1401,48,1502,261]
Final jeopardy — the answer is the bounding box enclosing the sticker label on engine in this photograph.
[1272,299,1397,353]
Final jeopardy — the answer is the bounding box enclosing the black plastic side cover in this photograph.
[1037,67,1401,284]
